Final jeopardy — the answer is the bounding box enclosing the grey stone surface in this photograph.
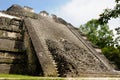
[24,18,58,77]
[0,30,22,39]
[24,16,114,76]
[0,17,11,25]
[0,39,23,51]
[0,64,11,74]
[0,63,28,74]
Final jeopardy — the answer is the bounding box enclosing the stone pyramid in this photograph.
[0,4,119,77]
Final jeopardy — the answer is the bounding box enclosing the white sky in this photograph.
[52,0,119,30]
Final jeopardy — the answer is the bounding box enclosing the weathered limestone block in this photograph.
[0,17,22,33]
[24,6,34,13]
[10,19,21,26]
[10,25,19,30]
[0,30,17,38]
[0,39,23,52]
[0,26,22,33]
[0,30,4,36]
[0,17,21,27]
[0,52,27,74]
[0,30,22,40]
[0,17,11,25]
[7,32,16,38]
[0,64,11,74]
[0,63,28,74]
[40,11,49,17]
[0,58,25,64]
[0,52,25,60]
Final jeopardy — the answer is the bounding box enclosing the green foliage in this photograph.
[80,19,99,45]
[102,46,120,69]
[99,0,120,24]
[80,19,114,48]
[97,25,114,48]
[98,0,120,46]
[115,27,120,47]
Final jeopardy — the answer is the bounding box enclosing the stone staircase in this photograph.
[41,39,59,76]
[24,18,59,76]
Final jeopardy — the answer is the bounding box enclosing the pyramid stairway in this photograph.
[0,4,120,77]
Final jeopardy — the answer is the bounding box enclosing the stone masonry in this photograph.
[0,4,119,77]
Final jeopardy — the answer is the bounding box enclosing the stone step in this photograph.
[43,43,59,76]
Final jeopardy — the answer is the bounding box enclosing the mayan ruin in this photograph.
[0,4,120,77]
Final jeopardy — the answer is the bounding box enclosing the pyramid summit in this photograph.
[0,4,119,77]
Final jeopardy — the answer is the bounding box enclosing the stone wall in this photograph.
[0,17,26,74]
[0,16,41,75]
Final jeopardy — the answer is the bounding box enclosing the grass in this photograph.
[0,74,120,80]
[0,74,64,80]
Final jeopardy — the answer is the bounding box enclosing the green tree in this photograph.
[114,27,120,47]
[99,0,120,24]
[97,24,114,48]
[80,19,98,45]
[98,0,120,47]
[80,19,114,48]
[102,46,120,69]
